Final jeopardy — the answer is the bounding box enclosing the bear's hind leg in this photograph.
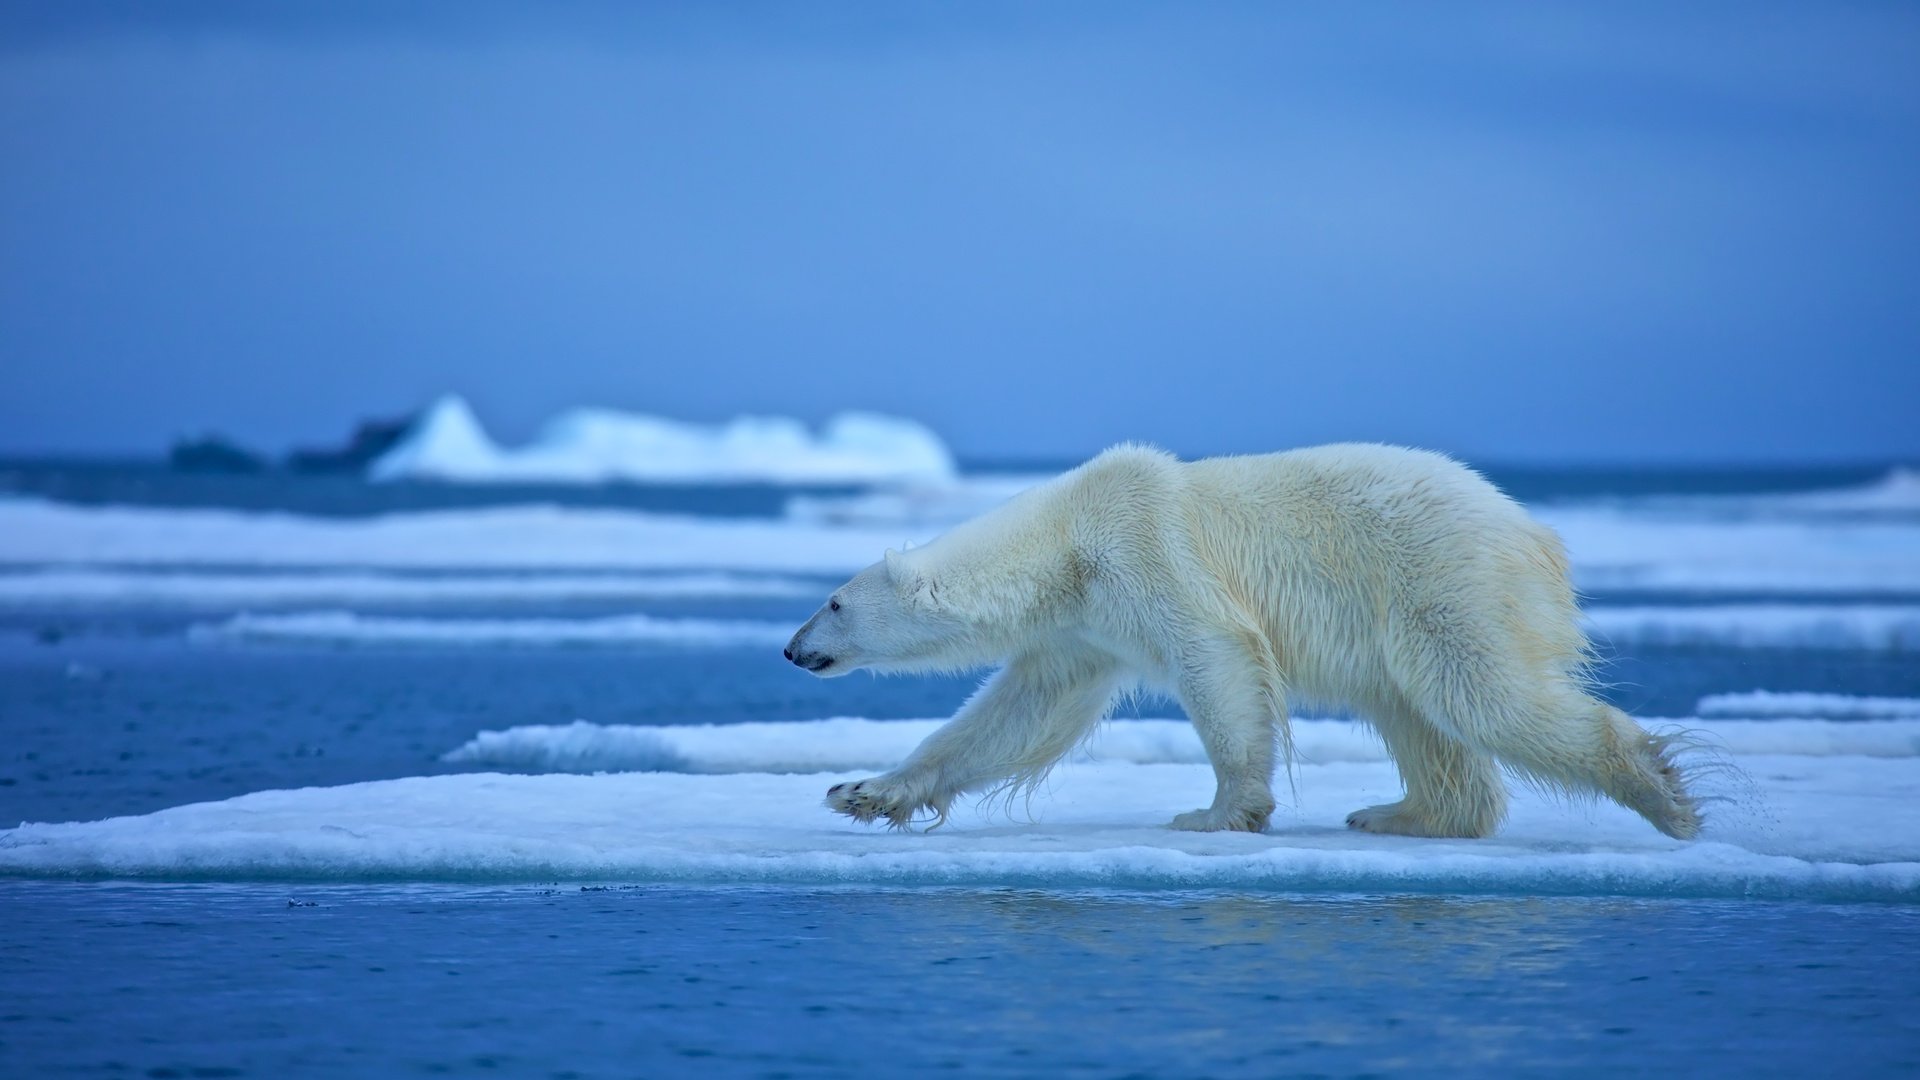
[1388,611,1701,840]
[1404,660,1700,840]
[1517,700,1702,841]
[1348,703,1507,839]
[1484,699,1701,840]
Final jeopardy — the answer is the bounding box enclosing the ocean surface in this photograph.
[2,459,1918,1077]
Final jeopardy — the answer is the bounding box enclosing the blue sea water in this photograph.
[2,461,1918,1076]
[4,882,1917,1078]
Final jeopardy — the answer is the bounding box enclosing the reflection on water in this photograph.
[11,882,1909,1078]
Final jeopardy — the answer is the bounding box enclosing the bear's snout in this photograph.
[784,627,837,674]
[788,649,835,673]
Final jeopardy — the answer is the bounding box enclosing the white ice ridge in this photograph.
[1773,468,1920,513]
[0,569,820,607]
[369,395,957,485]
[2,756,1915,900]
[785,474,1050,529]
[1698,467,1920,516]
[179,605,1920,652]
[1535,507,1920,594]
[190,611,792,648]
[1697,692,1920,720]
[442,717,1920,775]
[5,496,1917,595]
[1584,604,1920,651]
[0,499,908,573]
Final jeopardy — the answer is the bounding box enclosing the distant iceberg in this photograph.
[369,395,958,485]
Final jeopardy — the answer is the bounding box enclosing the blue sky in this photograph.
[2,2,1916,462]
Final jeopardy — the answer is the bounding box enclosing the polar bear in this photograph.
[784,443,1700,839]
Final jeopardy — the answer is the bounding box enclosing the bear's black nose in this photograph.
[783,647,794,661]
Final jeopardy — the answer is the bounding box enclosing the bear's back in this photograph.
[1179,443,1523,540]
[1175,442,1558,607]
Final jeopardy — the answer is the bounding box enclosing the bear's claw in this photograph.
[1346,800,1495,838]
[1169,805,1272,833]
[825,777,920,829]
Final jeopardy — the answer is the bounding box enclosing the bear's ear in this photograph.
[884,547,940,610]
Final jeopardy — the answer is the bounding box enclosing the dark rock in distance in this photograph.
[169,435,268,473]
[284,413,418,474]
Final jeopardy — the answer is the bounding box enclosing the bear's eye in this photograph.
[829,599,841,612]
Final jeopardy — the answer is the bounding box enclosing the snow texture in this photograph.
[4,495,1914,595]
[191,611,792,648]
[440,717,1920,775]
[0,569,818,606]
[1584,605,1920,652]
[169,604,1920,652]
[2,749,1914,901]
[1698,692,1920,719]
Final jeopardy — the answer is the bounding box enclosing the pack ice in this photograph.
[3,712,1915,902]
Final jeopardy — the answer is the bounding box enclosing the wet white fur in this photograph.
[788,443,1700,839]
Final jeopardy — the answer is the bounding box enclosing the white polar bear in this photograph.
[784,443,1700,839]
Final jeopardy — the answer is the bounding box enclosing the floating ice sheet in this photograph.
[440,717,1920,775]
[1541,506,1920,594]
[175,604,1920,653]
[785,475,1048,529]
[4,495,1917,596]
[191,611,793,648]
[2,756,1914,901]
[0,569,820,607]
[1585,604,1920,651]
[1698,691,1920,719]
[0,498,899,573]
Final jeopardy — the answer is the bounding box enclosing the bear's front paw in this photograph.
[826,777,925,829]
[1169,805,1271,833]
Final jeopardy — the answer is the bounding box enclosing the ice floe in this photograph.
[1538,507,1920,594]
[369,395,956,485]
[2,753,1913,901]
[1697,692,1920,719]
[785,474,1049,529]
[173,604,1920,653]
[0,499,898,573]
[0,569,820,607]
[5,496,1915,597]
[1589,468,1920,521]
[1584,604,1920,652]
[190,611,792,648]
[440,717,1920,775]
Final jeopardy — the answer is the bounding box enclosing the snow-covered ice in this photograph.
[439,716,1920,775]
[1537,506,1920,594]
[441,718,1317,775]
[0,569,819,606]
[369,395,956,485]
[1585,604,1920,651]
[191,611,793,648]
[169,604,1920,652]
[785,474,1049,529]
[2,747,1914,901]
[4,495,1914,595]
[0,499,900,573]
[1697,691,1920,719]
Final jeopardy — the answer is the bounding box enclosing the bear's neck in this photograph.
[921,488,1081,636]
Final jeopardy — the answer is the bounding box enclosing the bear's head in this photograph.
[783,548,981,677]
